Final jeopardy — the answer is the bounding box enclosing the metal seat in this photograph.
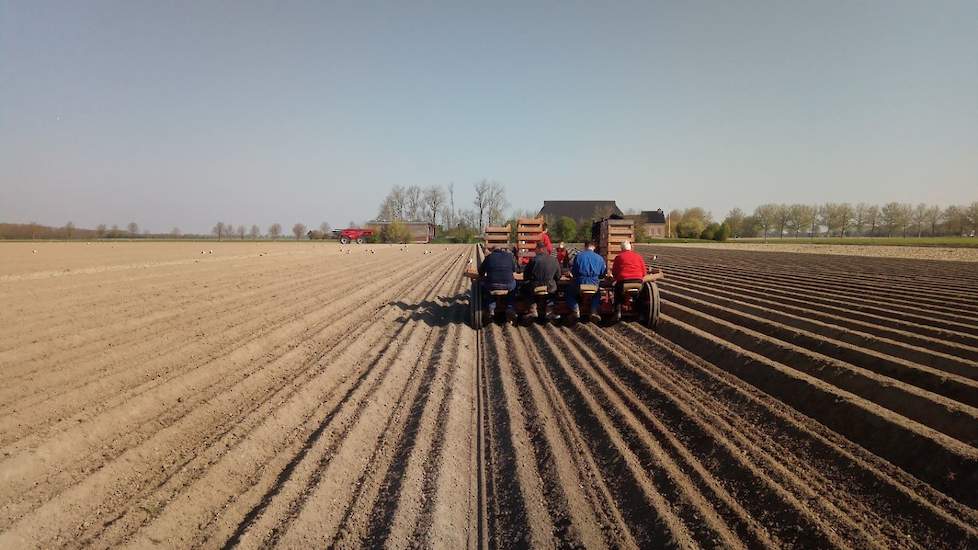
[489,289,510,296]
[622,282,643,293]
[579,284,598,294]
[533,285,549,296]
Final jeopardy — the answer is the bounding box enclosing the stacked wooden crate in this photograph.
[598,218,634,264]
[516,217,544,264]
[482,224,510,249]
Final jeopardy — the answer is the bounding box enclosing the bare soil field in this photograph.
[655,241,978,262]
[2,242,977,548]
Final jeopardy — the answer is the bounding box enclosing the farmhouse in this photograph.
[625,209,667,238]
[537,200,623,225]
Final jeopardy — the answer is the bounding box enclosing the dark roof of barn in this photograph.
[641,209,666,224]
[538,200,623,222]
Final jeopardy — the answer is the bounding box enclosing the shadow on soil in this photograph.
[391,293,470,327]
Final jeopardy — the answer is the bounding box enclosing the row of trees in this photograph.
[722,202,978,239]
[210,222,343,240]
[375,180,510,242]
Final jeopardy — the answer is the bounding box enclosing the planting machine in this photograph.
[467,217,663,329]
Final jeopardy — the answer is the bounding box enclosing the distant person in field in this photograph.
[611,240,647,319]
[556,241,570,268]
[478,244,518,320]
[566,240,606,322]
[539,222,553,255]
[522,240,561,318]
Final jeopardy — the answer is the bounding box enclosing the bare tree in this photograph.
[853,203,868,236]
[964,201,978,233]
[880,202,911,237]
[249,224,261,239]
[723,208,746,237]
[237,225,246,239]
[110,224,120,238]
[447,182,456,228]
[64,221,75,240]
[473,180,490,232]
[405,185,423,220]
[319,222,331,235]
[127,222,139,236]
[753,204,777,238]
[865,205,880,236]
[268,223,282,239]
[423,185,445,227]
[911,203,928,237]
[943,206,962,235]
[171,227,181,237]
[292,223,306,240]
[924,206,941,236]
[212,222,226,240]
[774,205,790,238]
[378,186,408,220]
[96,224,107,238]
[486,181,508,227]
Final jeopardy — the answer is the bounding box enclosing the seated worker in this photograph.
[565,241,606,322]
[478,244,518,321]
[539,223,554,255]
[611,240,647,319]
[556,242,570,268]
[521,240,561,319]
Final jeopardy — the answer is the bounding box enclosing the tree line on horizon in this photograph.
[4,197,977,242]
[706,201,978,239]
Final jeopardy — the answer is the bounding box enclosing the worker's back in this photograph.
[479,249,517,286]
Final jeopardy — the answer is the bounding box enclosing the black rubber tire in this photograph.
[356,237,364,244]
[470,279,483,330]
[340,237,350,245]
[641,281,660,329]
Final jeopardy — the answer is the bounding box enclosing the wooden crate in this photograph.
[598,218,633,264]
[482,225,511,252]
[516,217,545,264]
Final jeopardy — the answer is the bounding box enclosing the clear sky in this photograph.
[2,1,975,233]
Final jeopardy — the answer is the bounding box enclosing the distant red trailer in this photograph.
[338,228,374,244]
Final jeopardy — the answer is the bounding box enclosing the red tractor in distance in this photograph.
[338,228,374,244]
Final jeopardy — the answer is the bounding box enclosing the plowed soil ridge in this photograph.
[4,242,978,549]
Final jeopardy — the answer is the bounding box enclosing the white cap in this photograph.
[621,240,632,251]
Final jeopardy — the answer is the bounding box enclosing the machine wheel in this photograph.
[340,237,350,245]
[356,237,365,244]
[641,282,661,329]
[470,279,483,329]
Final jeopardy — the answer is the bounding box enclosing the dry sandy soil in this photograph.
[654,241,978,262]
[1,241,977,548]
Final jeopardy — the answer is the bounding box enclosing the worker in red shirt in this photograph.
[555,242,570,268]
[538,223,553,256]
[611,240,647,318]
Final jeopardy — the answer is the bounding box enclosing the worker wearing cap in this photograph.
[611,240,647,319]
[556,242,570,268]
[478,244,518,321]
[522,240,561,319]
[539,223,553,256]
[565,240,606,322]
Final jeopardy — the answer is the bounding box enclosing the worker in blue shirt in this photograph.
[565,241,606,322]
[478,244,519,321]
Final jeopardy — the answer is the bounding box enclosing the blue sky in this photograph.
[1,1,975,232]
